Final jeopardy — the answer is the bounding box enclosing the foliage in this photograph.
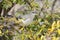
[0,0,60,40]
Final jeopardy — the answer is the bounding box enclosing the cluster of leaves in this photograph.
[0,0,60,40]
[0,13,60,40]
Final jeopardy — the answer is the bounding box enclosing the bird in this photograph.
[7,4,37,26]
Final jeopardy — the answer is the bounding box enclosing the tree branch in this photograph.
[51,0,57,14]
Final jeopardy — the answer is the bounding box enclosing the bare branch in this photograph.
[51,0,57,13]
[1,9,4,17]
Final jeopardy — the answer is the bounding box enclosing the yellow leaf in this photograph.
[0,30,3,36]
[22,35,24,40]
[52,37,57,40]
[37,36,40,40]
[5,30,9,33]
[57,29,60,35]
[33,35,36,40]
[41,35,44,40]
[0,30,2,34]
[57,20,60,28]
[36,29,43,36]
[20,28,24,31]
[51,21,56,30]
[48,28,53,34]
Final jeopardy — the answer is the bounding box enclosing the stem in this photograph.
[51,0,57,21]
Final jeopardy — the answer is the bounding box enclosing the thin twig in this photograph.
[51,0,57,14]
[51,0,57,21]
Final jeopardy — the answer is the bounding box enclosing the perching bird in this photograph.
[7,4,37,26]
